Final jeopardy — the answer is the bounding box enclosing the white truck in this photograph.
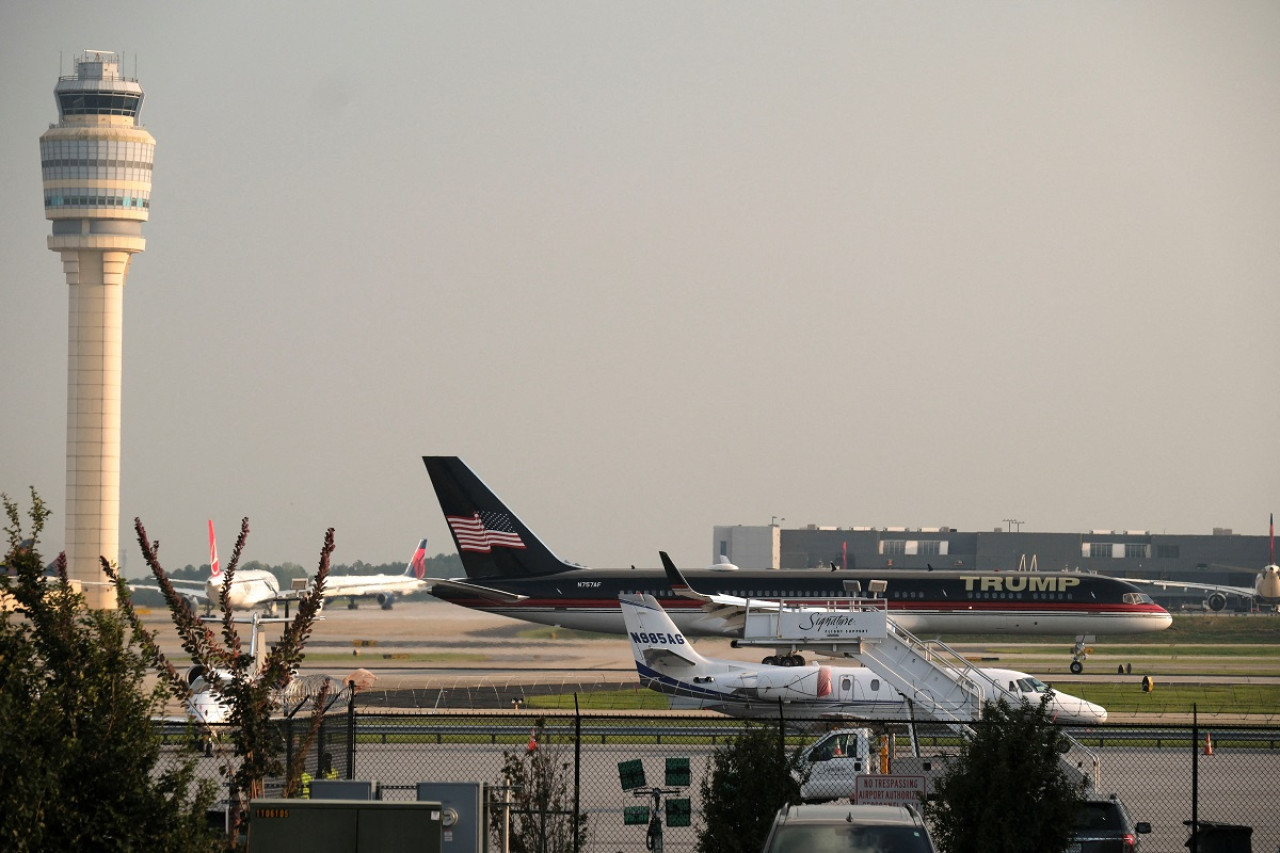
[797,728,951,804]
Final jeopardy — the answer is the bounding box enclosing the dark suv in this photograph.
[762,803,937,853]
[1071,796,1152,853]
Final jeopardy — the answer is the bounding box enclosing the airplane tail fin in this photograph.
[423,456,575,580]
[619,593,710,671]
[405,539,428,579]
[208,520,221,582]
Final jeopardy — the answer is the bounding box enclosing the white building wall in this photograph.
[712,525,780,569]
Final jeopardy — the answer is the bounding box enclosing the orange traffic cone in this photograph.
[1203,733,1213,756]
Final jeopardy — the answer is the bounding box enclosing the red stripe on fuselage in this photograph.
[432,592,1164,615]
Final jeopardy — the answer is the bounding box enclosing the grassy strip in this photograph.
[1058,682,1280,714]
[304,652,492,663]
[516,683,1280,717]
[964,644,1280,658]
[524,690,675,711]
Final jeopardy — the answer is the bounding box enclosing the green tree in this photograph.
[108,515,333,850]
[491,719,589,853]
[0,490,218,852]
[697,722,803,853]
[925,697,1084,853]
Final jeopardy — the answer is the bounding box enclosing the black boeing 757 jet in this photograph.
[422,456,1171,672]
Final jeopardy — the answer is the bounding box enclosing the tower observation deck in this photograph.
[40,51,156,607]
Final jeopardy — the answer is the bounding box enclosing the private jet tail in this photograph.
[620,592,715,672]
[422,456,575,580]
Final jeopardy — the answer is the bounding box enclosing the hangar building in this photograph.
[713,523,1273,612]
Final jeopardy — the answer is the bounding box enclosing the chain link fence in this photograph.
[159,710,1278,852]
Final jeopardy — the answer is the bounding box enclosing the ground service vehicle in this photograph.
[1071,796,1151,853]
[796,728,952,804]
[797,729,875,802]
[762,803,937,853]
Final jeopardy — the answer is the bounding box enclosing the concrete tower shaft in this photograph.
[40,51,156,608]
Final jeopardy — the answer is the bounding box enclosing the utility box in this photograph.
[416,782,487,853]
[311,779,377,800]
[249,798,443,853]
[1184,821,1252,853]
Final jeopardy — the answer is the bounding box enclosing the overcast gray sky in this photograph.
[3,3,1277,578]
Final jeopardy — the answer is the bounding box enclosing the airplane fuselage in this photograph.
[431,567,1172,637]
[644,661,1108,725]
[207,570,281,611]
[1257,565,1280,605]
[322,573,426,602]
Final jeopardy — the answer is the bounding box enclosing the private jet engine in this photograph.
[184,664,205,687]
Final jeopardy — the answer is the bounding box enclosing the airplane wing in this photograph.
[661,551,819,612]
[1123,577,1257,600]
[125,579,208,605]
[430,577,529,603]
[662,551,773,609]
[129,579,205,595]
[660,551,845,635]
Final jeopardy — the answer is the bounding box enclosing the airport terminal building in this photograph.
[714,523,1273,612]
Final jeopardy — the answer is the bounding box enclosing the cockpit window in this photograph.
[1122,592,1155,605]
[1016,677,1050,693]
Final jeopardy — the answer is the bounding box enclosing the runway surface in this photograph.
[139,597,1279,717]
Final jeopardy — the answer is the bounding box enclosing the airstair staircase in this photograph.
[736,596,1100,788]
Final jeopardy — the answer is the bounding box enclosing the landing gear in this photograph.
[1070,635,1094,674]
[763,654,807,667]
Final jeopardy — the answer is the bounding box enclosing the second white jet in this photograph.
[619,593,1107,725]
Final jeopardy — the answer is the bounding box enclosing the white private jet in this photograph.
[619,592,1108,726]
[1124,515,1280,612]
[182,614,374,726]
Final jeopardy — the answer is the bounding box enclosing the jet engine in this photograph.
[1205,592,1228,612]
[377,592,396,610]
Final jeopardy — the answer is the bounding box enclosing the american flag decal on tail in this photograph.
[447,512,527,553]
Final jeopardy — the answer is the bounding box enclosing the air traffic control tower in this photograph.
[40,51,155,608]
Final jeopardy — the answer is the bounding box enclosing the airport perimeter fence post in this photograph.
[574,695,582,853]
[1191,706,1199,853]
[777,699,786,769]
[283,716,294,788]
[347,680,356,780]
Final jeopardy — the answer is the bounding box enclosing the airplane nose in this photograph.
[1057,697,1107,725]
